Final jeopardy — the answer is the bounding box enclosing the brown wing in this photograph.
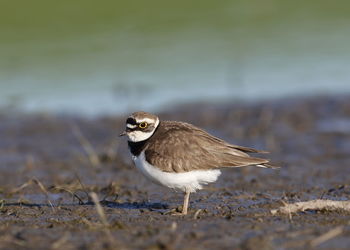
[144,121,271,173]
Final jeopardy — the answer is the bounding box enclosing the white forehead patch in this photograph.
[135,118,156,124]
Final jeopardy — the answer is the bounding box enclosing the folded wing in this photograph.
[145,122,274,173]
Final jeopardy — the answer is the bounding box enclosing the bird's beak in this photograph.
[119,131,127,137]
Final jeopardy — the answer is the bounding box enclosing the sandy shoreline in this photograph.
[0,95,350,249]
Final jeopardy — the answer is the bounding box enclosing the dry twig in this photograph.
[71,123,100,168]
[75,174,90,202]
[89,192,117,247]
[271,199,350,215]
[310,226,344,247]
[90,192,109,227]
[51,186,85,205]
[32,178,56,212]
[10,178,55,211]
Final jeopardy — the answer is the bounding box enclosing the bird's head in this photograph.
[120,111,160,142]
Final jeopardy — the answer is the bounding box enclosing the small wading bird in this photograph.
[120,111,279,215]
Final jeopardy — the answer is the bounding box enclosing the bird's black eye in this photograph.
[139,122,148,129]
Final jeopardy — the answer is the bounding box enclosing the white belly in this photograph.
[132,151,221,192]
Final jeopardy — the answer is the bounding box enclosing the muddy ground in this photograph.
[0,95,350,250]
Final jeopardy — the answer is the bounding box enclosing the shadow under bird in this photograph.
[120,111,279,215]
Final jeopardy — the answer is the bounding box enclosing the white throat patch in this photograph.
[127,118,159,142]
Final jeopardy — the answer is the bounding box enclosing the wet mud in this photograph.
[1,95,350,249]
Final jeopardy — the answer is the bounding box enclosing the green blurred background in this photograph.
[1,0,350,115]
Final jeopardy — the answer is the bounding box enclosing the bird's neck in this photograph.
[128,139,149,156]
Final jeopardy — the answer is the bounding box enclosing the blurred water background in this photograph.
[1,0,350,116]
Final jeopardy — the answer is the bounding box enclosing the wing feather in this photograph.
[145,121,272,173]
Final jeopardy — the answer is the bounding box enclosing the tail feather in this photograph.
[256,163,280,169]
[228,144,269,154]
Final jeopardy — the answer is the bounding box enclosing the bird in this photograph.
[120,111,278,215]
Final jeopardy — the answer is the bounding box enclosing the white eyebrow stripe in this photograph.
[135,118,156,124]
[126,124,137,129]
